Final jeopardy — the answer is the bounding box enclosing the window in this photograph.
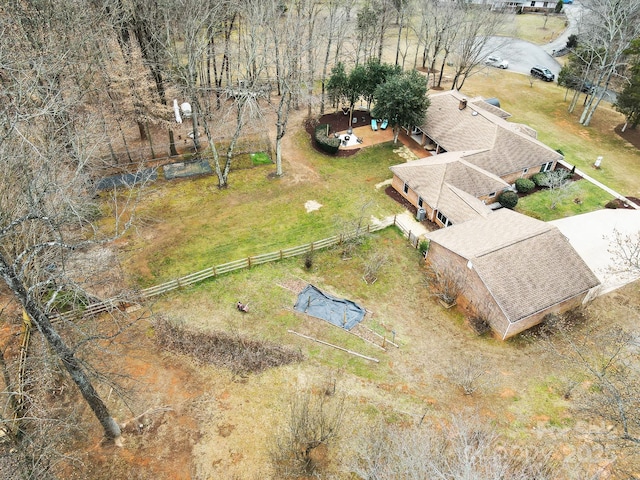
[488,191,496,198]
[436,211,452,227]
[403,182,409,194]
[543,2,548,7]
[418,196,423,208]
[523,168,529,175]
[530,1,535,6]
[540,161,553,172]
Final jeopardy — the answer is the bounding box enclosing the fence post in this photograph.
[212,265,217,276]
[310,242,314,252]
[280,250,283,260]
[393,214,397,226]
[247,256,252,268]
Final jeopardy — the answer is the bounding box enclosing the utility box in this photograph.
[416,208,426,221]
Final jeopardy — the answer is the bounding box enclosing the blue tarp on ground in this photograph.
[96,168,157,190]
[293,284,365,331]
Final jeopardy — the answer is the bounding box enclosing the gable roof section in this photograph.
[427,209,600,323]
[422,90,562,176]
[462,126,560,177]
[390,152,509,200]
[471,229,599,323]
[426,208,550,258]
[436,184,492,224]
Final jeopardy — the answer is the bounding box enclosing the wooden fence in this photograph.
[140,217,395,298]
[55,215,412,321]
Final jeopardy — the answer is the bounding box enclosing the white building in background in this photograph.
[465,0,558,11]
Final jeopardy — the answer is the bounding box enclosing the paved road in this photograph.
[542,1,583,56]
[482,36,561,78]
[481,2,582,80]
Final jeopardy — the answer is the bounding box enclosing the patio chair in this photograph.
[371,118,378,131]
[380,119,388,130]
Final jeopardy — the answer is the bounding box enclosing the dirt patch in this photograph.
[304,200,323,212]
[614,123,640,150]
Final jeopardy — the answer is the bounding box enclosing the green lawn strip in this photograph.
[123,139,404,286]
[515,180,614,221]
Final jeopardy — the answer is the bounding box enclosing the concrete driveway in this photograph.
[550,209,640,294]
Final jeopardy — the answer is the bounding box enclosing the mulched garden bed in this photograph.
[385,185,439,231]
[305,111,374,157]
[615,124,640,150]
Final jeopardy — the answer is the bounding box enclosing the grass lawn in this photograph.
[515,179,614,221]
[462,72,640,198]
[116,71,640,288]
[510,13,568,45]
[116,138,404,286]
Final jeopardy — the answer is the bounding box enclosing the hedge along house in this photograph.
[404,89,562,186]
[390,151,509,227]
[425,208,600,339]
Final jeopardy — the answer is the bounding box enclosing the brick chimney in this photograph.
[459,98,467,110]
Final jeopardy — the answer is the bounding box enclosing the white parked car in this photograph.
[485,55,509,69]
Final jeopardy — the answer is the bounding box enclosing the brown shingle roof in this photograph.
[427,209,600,323]
[469,97,512,119]
[436,184,492,224]
[422,92,497,152]
[390,152,510,196]
[422,90,562,176]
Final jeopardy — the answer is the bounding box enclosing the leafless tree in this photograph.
[391,0,415,69]
[352,412,558,479]
[538,169,572,209]
[104,0,180,157]
[362,251,389,284]
[447,354,492,395]
[424,263,466,306]
[1,326,85,479]
[270,387,346,478]
[165,0,266,188]
[450,6,512,91]
[319,0,352,114]
[335,202,373,260]
[577,0,640,126]
[0,5,151,443]
[263,0,310,178]
[607,229,640,276]
[415,0,460,88]
[541,317,640,475]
